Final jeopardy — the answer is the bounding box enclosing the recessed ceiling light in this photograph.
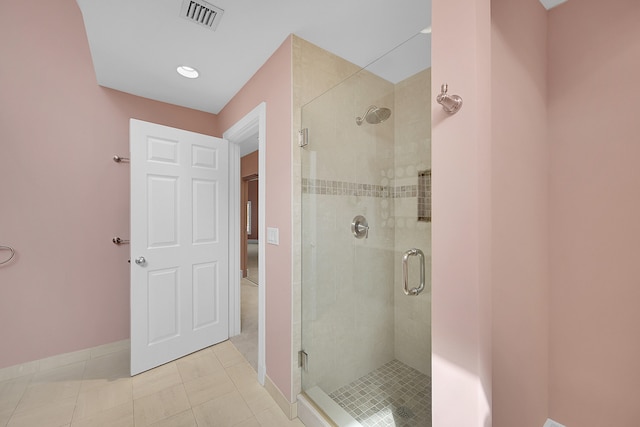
[420,26,432,34]
[177,65,199,79]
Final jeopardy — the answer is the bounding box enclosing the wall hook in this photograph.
[0,245,16,265]
[112,237,130,245]
[436,84,463,114]
[113,155,129,163]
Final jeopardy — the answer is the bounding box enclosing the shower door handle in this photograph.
[402,248,425,296]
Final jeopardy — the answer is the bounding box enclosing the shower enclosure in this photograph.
[300,31,432,427]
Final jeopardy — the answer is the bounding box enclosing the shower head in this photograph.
[356,105,392,126]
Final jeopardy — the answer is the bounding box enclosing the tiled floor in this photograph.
[0,341,304,427]
[328,360,431,427]
[230,279,259,371]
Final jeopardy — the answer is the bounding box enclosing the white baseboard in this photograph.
[0,339,130,382]
[544,418,566,427]
[265,374,298,419]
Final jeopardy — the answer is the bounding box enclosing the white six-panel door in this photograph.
[130,119,229,375]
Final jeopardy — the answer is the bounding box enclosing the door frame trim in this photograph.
[223,102,266,385]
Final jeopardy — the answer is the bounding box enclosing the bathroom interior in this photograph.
[298,30,432,427]
[4,0,640,426]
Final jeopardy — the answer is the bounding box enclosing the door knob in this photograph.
[135,256,146,266]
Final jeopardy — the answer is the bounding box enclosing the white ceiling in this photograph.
[76,0,431,115]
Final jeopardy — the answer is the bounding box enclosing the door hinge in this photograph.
[298,128,309,147]
[298,350,309,371]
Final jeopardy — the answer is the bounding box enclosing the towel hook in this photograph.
[436,83,463,114]
[113,155,129,163]
[0,246,16,265]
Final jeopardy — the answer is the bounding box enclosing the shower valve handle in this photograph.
[356,223,369,238]
[351,215,369,239]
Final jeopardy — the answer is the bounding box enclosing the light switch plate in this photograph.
[267,227,279,245]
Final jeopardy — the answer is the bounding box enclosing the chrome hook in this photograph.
[436,84,463,114]
[113,155,129,163]
[112,237,130,245]
[0,246,16,265]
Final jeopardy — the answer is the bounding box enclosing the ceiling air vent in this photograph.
[181,0,224,31]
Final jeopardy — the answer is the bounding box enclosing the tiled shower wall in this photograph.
[393,69,432,375]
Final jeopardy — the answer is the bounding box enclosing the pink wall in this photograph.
[548,0,640,425]
[491,0,549,425]
[431,0,493,425]
[0,0,219,369]
[217,38,293,400]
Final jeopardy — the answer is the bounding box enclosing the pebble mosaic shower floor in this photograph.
[328,359,431,427]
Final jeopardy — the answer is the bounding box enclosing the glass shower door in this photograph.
[300,31,432,427]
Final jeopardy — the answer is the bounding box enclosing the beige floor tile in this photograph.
[192,390,254,427]
[213,341,246,368]
[70,402,133,427]
[233,417,261,427]
[256,406,304,427]
[14,362,86,412]
[133,383,191,427]
[16,380,81,412]
[255,406,305,427]
[16,377,82,412]
[226,362,258,393]
[7,395,76,427]
[0,375,31,414]
[73,378,132,421]
[1,340,291,427]
[176,349,224,383]
[81,349,130,392]
[1,409,14,427]
[237,382,277,416]
[229,280,259,372]
[146,409,197,427]
[183,369,236,407]
[132,362,181,400]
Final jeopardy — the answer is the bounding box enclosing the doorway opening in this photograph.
[223,102,266,384]
[232,148,259,370]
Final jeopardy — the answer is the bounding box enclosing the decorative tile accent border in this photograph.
[302,178,419,198]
